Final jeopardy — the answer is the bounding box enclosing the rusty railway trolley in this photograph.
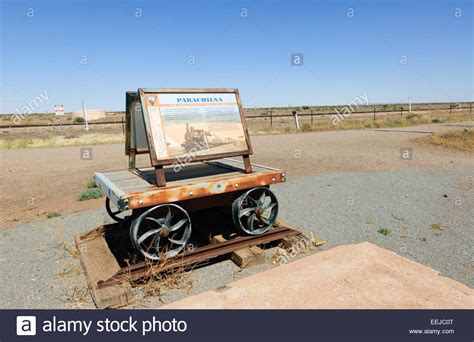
[95,88,286,261]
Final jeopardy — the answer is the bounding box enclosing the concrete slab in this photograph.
[163,242,473,309]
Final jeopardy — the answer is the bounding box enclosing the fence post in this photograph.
[470,102,472,116]
[400,107,403,118]
[270,110,273,127]
[449,105,452,116]
[311,110,313,125]
[293,111,300,129]
[122,117,125,134]
[373,108,376,120]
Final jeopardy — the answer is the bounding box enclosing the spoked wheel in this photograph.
[130,203,192,261]
[232,187,278,236]
[105,197,133,222]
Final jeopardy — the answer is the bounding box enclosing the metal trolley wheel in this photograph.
[232,187,278,236]
[105,197,134,222]
[130,203,192,261]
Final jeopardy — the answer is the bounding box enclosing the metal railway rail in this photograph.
[93,223,300,289]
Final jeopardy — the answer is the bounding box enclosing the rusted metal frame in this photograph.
[234,89,254,173]
[137,88,254,168]
[234,89,253,154]
[179,191,239,212]
[132,147,150,155]
[155,165,166,187]
[243,155,252,173]
[153,150,255,167]
[97,224,300,289]
[123,170,284,210]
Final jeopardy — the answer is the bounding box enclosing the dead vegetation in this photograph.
[0,133,124,149]
[35,223,92,308]
[60,265,90,309]
[78,225,105,244]
[126,257,195,306]
[37,224,80,260]
[415,129,474,152]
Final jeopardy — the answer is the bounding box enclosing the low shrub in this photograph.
[46,211,60,218]
[377,227,392,236]
[78,188,103,201]
[86,178,97,188]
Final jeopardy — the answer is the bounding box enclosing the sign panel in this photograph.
[139,89,252,165]
[54,104,64,115]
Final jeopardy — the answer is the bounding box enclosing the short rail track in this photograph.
[75,221,301,308]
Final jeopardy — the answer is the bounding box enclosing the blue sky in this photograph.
[0,0,472,113]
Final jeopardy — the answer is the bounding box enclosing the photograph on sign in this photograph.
[141,91,250,161]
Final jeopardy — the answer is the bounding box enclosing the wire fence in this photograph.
[246,103,473,126]
[1,103,472,130]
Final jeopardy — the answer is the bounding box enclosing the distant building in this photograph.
[70,109,107,121]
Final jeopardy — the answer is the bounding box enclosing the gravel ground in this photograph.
[0,168,472,309]
[274,169,474,287]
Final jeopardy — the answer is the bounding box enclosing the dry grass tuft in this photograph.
[109,249,196,306]
[416,129,474,152]
[33,223,91,308]
[62,265,90,309]
[0,133,123,149]
[129,258,194,305]
[79,226,105,244]
[37,223,80,260]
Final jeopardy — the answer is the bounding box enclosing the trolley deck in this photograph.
[95,158,286,212]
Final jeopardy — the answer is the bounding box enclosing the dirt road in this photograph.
[1,122,472,228]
